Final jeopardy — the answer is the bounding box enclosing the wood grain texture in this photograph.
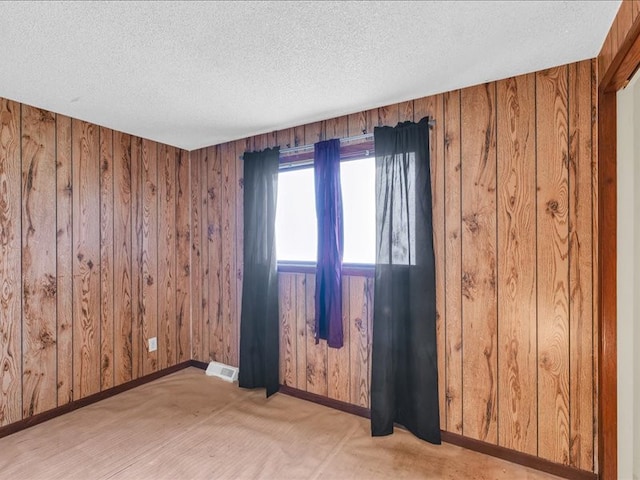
[398,100,415,123]
[349,276,370,408]
[141,139,158,374]
[235,139,246,366]
[182,60,598,473]
[190,148,202,361]
[221,142,237,366]
[496,74,537,455]
[130,137,144,380]
[295,274,307,391]
[175,149,191,363]
[56,114,73,405]
[536,66,571,465]
[279,274,296,387]
[598,0,640,87]
[443,90,463,434]
[21,105,57,416]
[568,61,594,471]
[305,273,327,396]
[99,127,114,391]
[113,131,133,385]
[158,144,176,369]
[377,103,399,126]
[460,83,498,444]
[199,148,210,363]
[597,88,616,480]
[415,94,447,431]
[72,120,101,399]
[207,145,223,363]
[327,280,350,402]
[616,0,635,49]
[589,58,599,475]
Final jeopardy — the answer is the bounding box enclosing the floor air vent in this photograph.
[205,361,239,383]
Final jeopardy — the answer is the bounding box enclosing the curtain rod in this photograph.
[240,118,436,159]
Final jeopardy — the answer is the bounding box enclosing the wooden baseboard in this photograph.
[190,359,209,370]
[278,385,370,419]
[279,385,597,480]
[0,361,193,440]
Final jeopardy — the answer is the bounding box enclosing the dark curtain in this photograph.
[370,117,441,444]
[238,147,280,397]
[314,139,344,348]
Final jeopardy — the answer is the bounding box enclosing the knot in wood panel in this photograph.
[461,271,476,300]
[546,199,560,218]
[463,213,480,234]
[39,329,56,349]
[42,274,57,297]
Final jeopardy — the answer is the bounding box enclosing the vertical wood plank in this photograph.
[324,116,348,140]
[279,274,296,387]
[235,140,245,367]
[221,142,237,366]
[141,139,158,374]
[590,58,599,474]
[72,120,101,398]
[199,148,210,363]
[536,66,570,465]
[158,144,176,369]
[568,60,594,470]
[347,110,374,136]
[190,149,202,361]
[366,277,374,408]
[296,274,307,391]
[496,74,537,455]
[328,279,350,402]
[113,131,133,385]
[56,114,73,405]
[305,273,327,396]
[0,99,21,425]
[304,122,324,145]
[349,276,370,408]
[377,103,400,126]
[398,100,415,123]
[207,146,223,362]
[415,94,447,431]
[21,105,57,416]
[444,90,463,433]
[275,128,295,149]
[175,149,191,363]
[99,127,114,391]
[130,137,143,379]
[460,83,498,443]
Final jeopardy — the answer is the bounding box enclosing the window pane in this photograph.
[275,167,317,262]
[341,157,375,264]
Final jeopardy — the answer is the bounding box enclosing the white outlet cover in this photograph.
[148,337,157,352]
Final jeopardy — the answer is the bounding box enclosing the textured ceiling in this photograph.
[0,1,621,151]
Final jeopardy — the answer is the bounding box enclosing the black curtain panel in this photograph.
[370,117,441,444]
[314,139,344,348]
[238,147,280,397]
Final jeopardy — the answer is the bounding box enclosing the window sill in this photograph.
[277,262,375,277]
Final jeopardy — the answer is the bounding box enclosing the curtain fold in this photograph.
[370,117,441,444]
[238,147,280,397]
[314,139,344,348]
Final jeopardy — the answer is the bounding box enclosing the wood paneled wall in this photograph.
[0,98,190,427]
[189,59,598,472]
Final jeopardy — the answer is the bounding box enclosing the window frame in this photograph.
[276,138,375,277]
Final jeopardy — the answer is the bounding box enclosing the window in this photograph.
[275,156,375,265]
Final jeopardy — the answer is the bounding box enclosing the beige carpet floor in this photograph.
[0,367,561,479]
